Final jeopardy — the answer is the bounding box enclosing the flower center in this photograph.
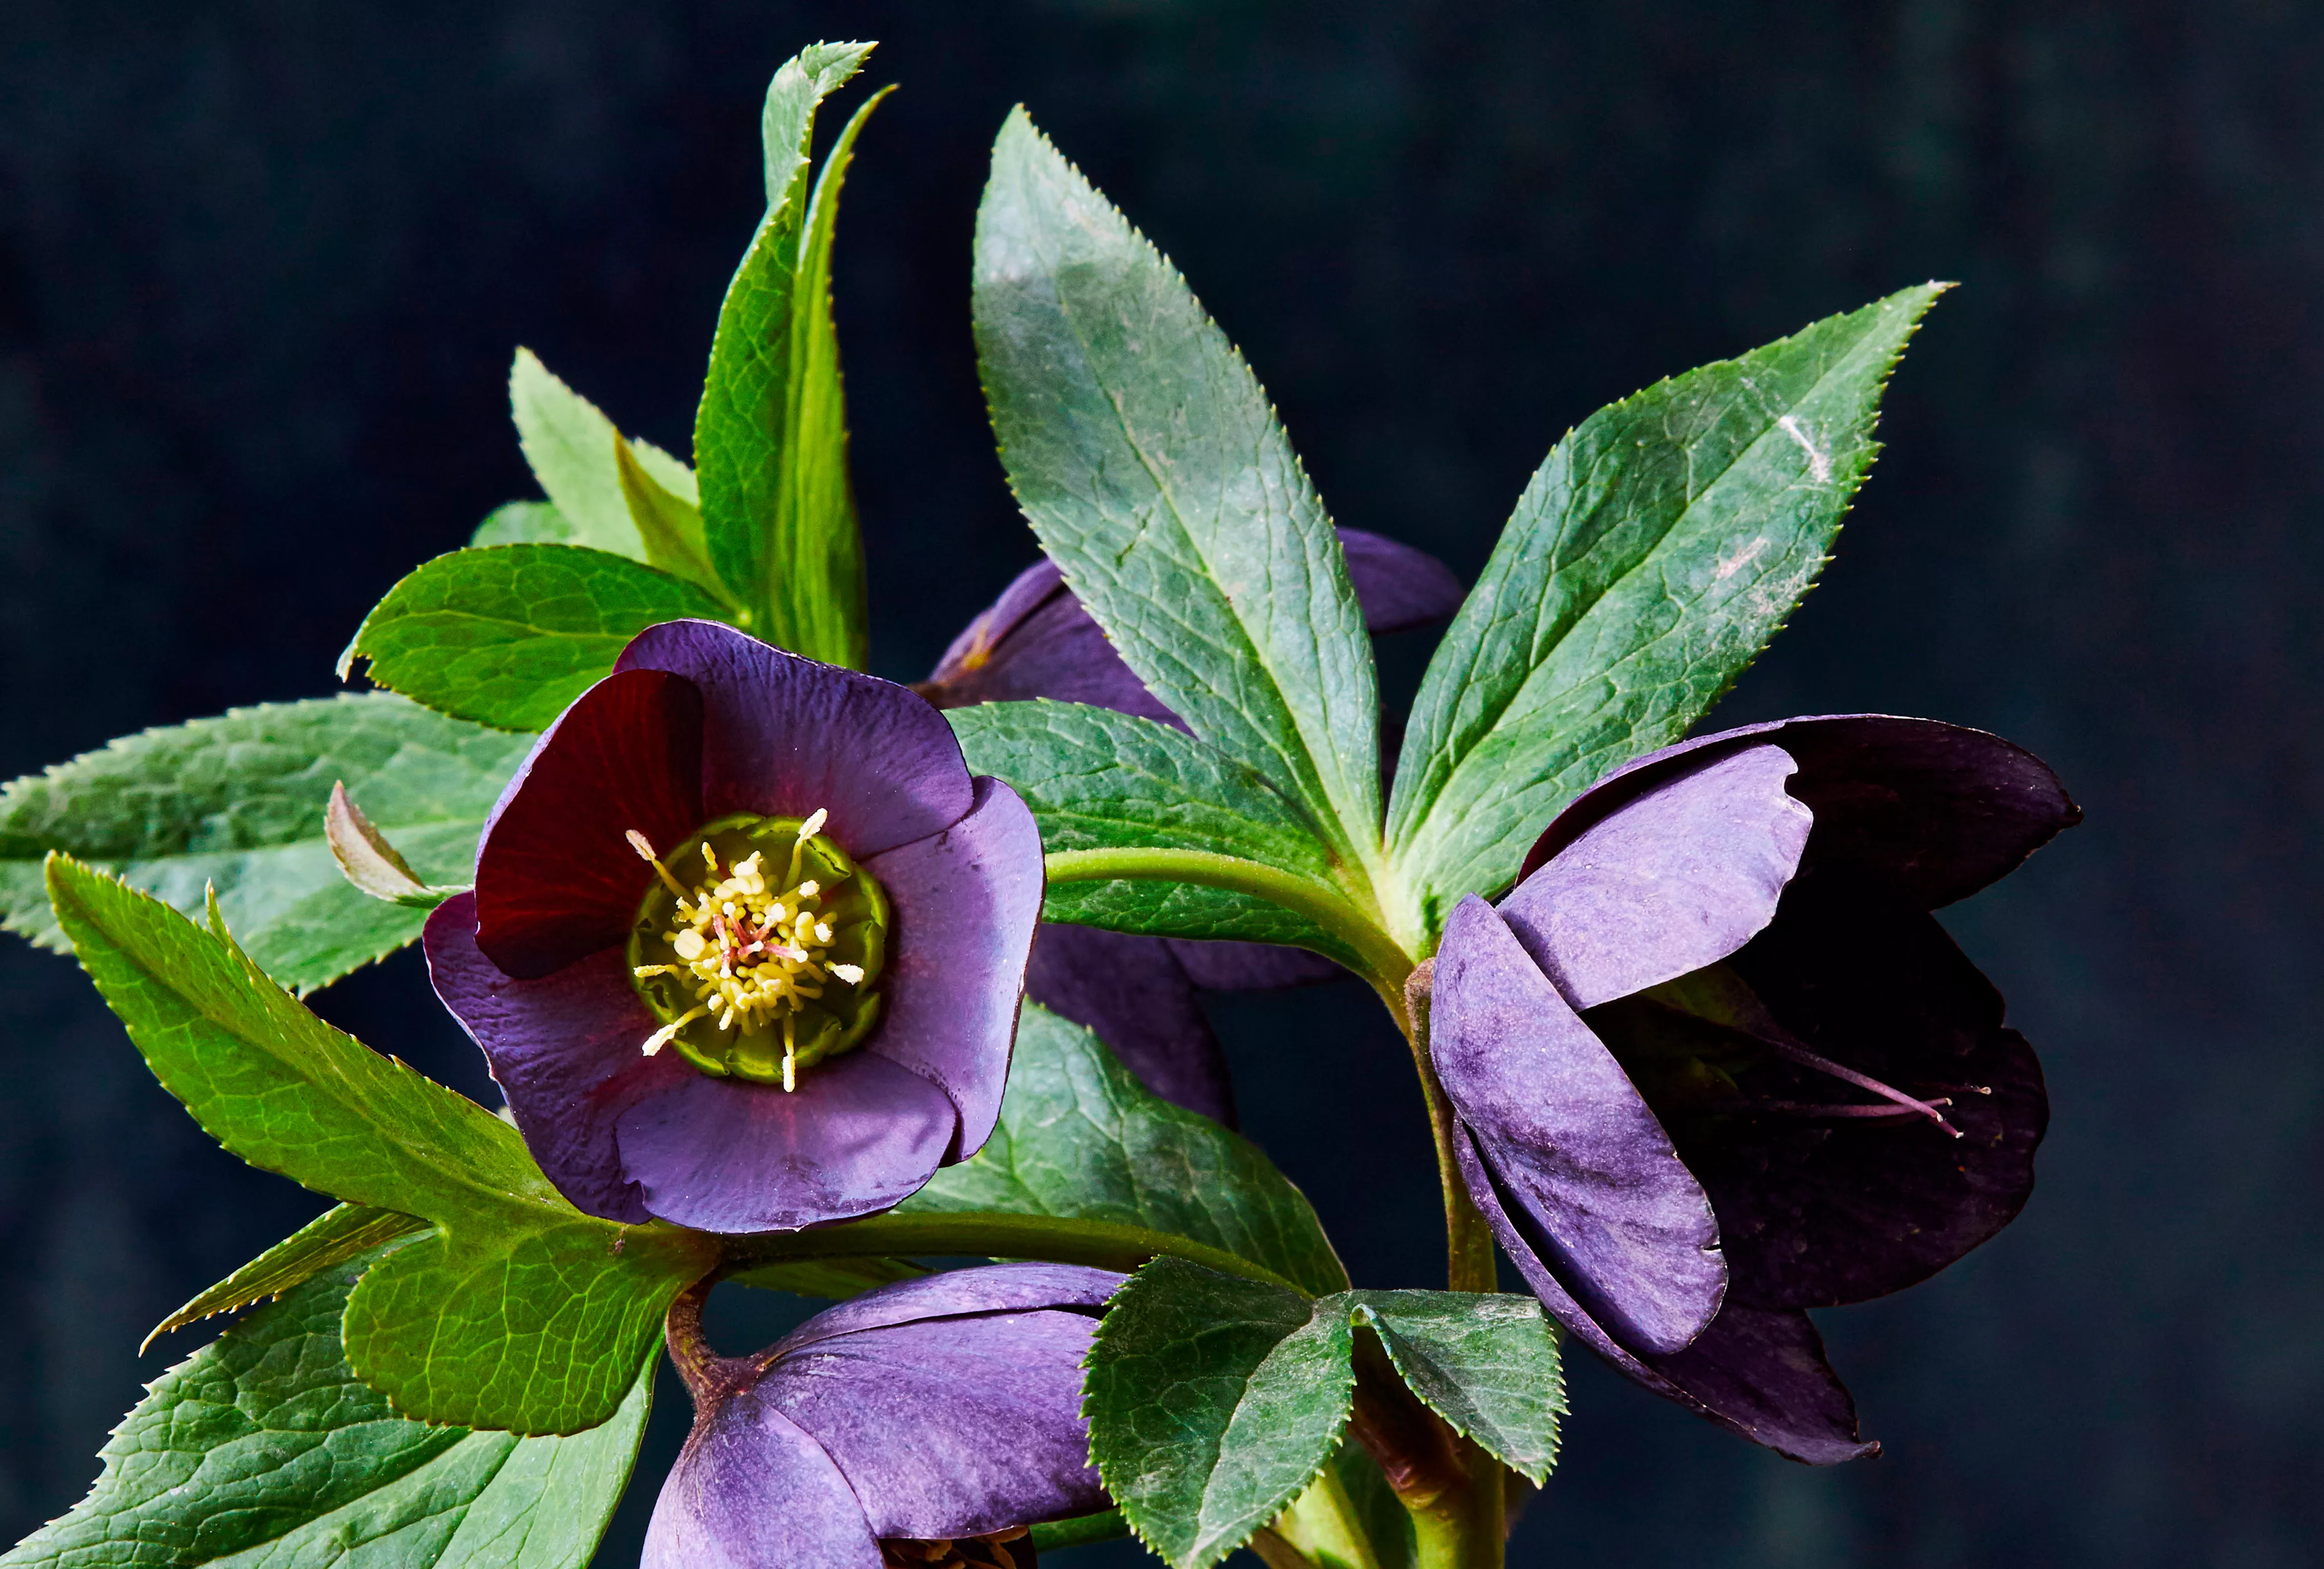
[625,809,889,1090]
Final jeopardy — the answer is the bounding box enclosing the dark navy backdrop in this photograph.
[3,3,2316,1564]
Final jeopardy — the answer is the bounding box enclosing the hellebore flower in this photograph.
[919,530,1465,1123]
[425,619,1044,1234]
[645,1263,1119,1569]
[1426,715,2079,1463]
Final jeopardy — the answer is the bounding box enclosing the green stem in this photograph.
[1399,962,1497,1294]
[1265,1464,1382,1569]
[1408,1451,1504,1569]
[1042,846,1413,992]
[721,1208,1323,1295]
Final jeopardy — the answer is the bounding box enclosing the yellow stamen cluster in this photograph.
[626,810,863,1092]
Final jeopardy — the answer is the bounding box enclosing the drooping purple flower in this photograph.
[920,530,1465,1123]
[425,619,1045,1235]
[645,1263,1120,1569]
[1426,715,2079,1463]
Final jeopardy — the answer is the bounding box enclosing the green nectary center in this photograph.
[625,810,889,1089]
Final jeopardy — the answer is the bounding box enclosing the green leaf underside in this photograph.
[471,501,576,547]
[510,346,696,563]
[1086,1259,1357,1569]
[904,1004,1346,1296]
[148,1203,429,1349]
[1026,1510,1130,1552]
[343,545,726,733]
[695,42,878,666]
[1345,1290,1563,1484]
[1039,881,1366,971]
[6,1249,651,1569]
[973,110,1383,881]
[950,700,1341,876]
[1386,284,1948,936]
[46,859,718,1433]
[0,695,532,994]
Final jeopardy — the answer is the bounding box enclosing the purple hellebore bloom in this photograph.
[425,619,1045,1235]
[919,530,1466,1123]
[645,1263,1120,1569]
[1427,715,2079,1464]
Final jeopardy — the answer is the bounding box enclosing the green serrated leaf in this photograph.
[472,500,577,547]
[341,544,726,732]
[1086,1258,1357,1569]
[1039,880,1368,971]
[694,44,881,665]
[614,433,727,600]
[903,1003,1347,1296]
[973,110,1384,889]
[509,348,657,562]
[45,858,718,1433]
[1344,1290,1563,1485]
[146,1203,429,1350]
[0,694,530,993]
[6,1248,651,1569]
[1385,284,1949,939]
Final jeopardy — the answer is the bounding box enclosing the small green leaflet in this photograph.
[146,1202,429,1350]
[973,110,1385,887]
[340,544,726,733]
[46,858,719,1434]
[472,500,576,546]
[903,1002,1347,1297]
[510,346,697,564]
[1384,285,1948,939]
[0,694,530,993]
[694,43,882,667]
[1086,1262,1564,1569]
[1085,1259,1357,1569]
[5,1248,652,1569]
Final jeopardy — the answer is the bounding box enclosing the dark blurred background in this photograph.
[2,2,2317,1564]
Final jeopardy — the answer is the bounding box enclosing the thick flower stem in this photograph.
[1407,1452,1505,1569]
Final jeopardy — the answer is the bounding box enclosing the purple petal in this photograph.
[1523,715,2079,910]
[618,620,975,860]
[1164,938,1343,992]
[1339,528,1466,632]
[770,1262,1124,1361]
[861,777,1045,1158]
[644,1395,881,1569]
[928,559,1069,687]
[1458,1129,1876,1466]
[1432,895,1724,1355]
[1500,745,1810,1011]
[614,1050,960,1233]
[1700,870,2048,1308]
[763,1310,1108,1539]
[424,894,675,1224]
[474,668,705,979]
[1026,925,1238,1125]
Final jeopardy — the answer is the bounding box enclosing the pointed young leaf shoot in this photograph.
[614,434,728,600]
[0,695,531,993]
[145,1203,429,1351]
[6,1255,652,1569]
[902,1002,1348,1298]
[973,110,1384,888]
[512,347,659,562]
[342,545,726,732]
[1085,1259,1357,1569]
[43,858,718,1432]
[1386,285,1949,937]
[695,44,883,666]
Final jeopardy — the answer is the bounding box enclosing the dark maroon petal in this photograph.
[860,777,1045,1159]
[764,1310,1108,1539]
[1339,528,1466,632]
[1522,715,2079,909]
[614,1051,960,1233]
[1698,871,2049,1308]
[618,620,976,859]
[474,668,704,979]
[1500,745,1811,1011]
[424,893,676,1224]
[769,1263,1125,1361]
[644,1394,881,1569]
[1026,925,1237,1125]
[1164,938,1343,992]
[1458,1129,1876,1466]
[1432,895,1724,1355]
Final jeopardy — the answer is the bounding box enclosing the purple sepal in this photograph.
[1164,939,1343,992]
[1500,745,1810,1010]
[1024,924,1238,1125]
[1430,895,1724,1355]
[768,1263,1125,1360]
[644,1397,883,1569]
[1337,527,1466,632]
